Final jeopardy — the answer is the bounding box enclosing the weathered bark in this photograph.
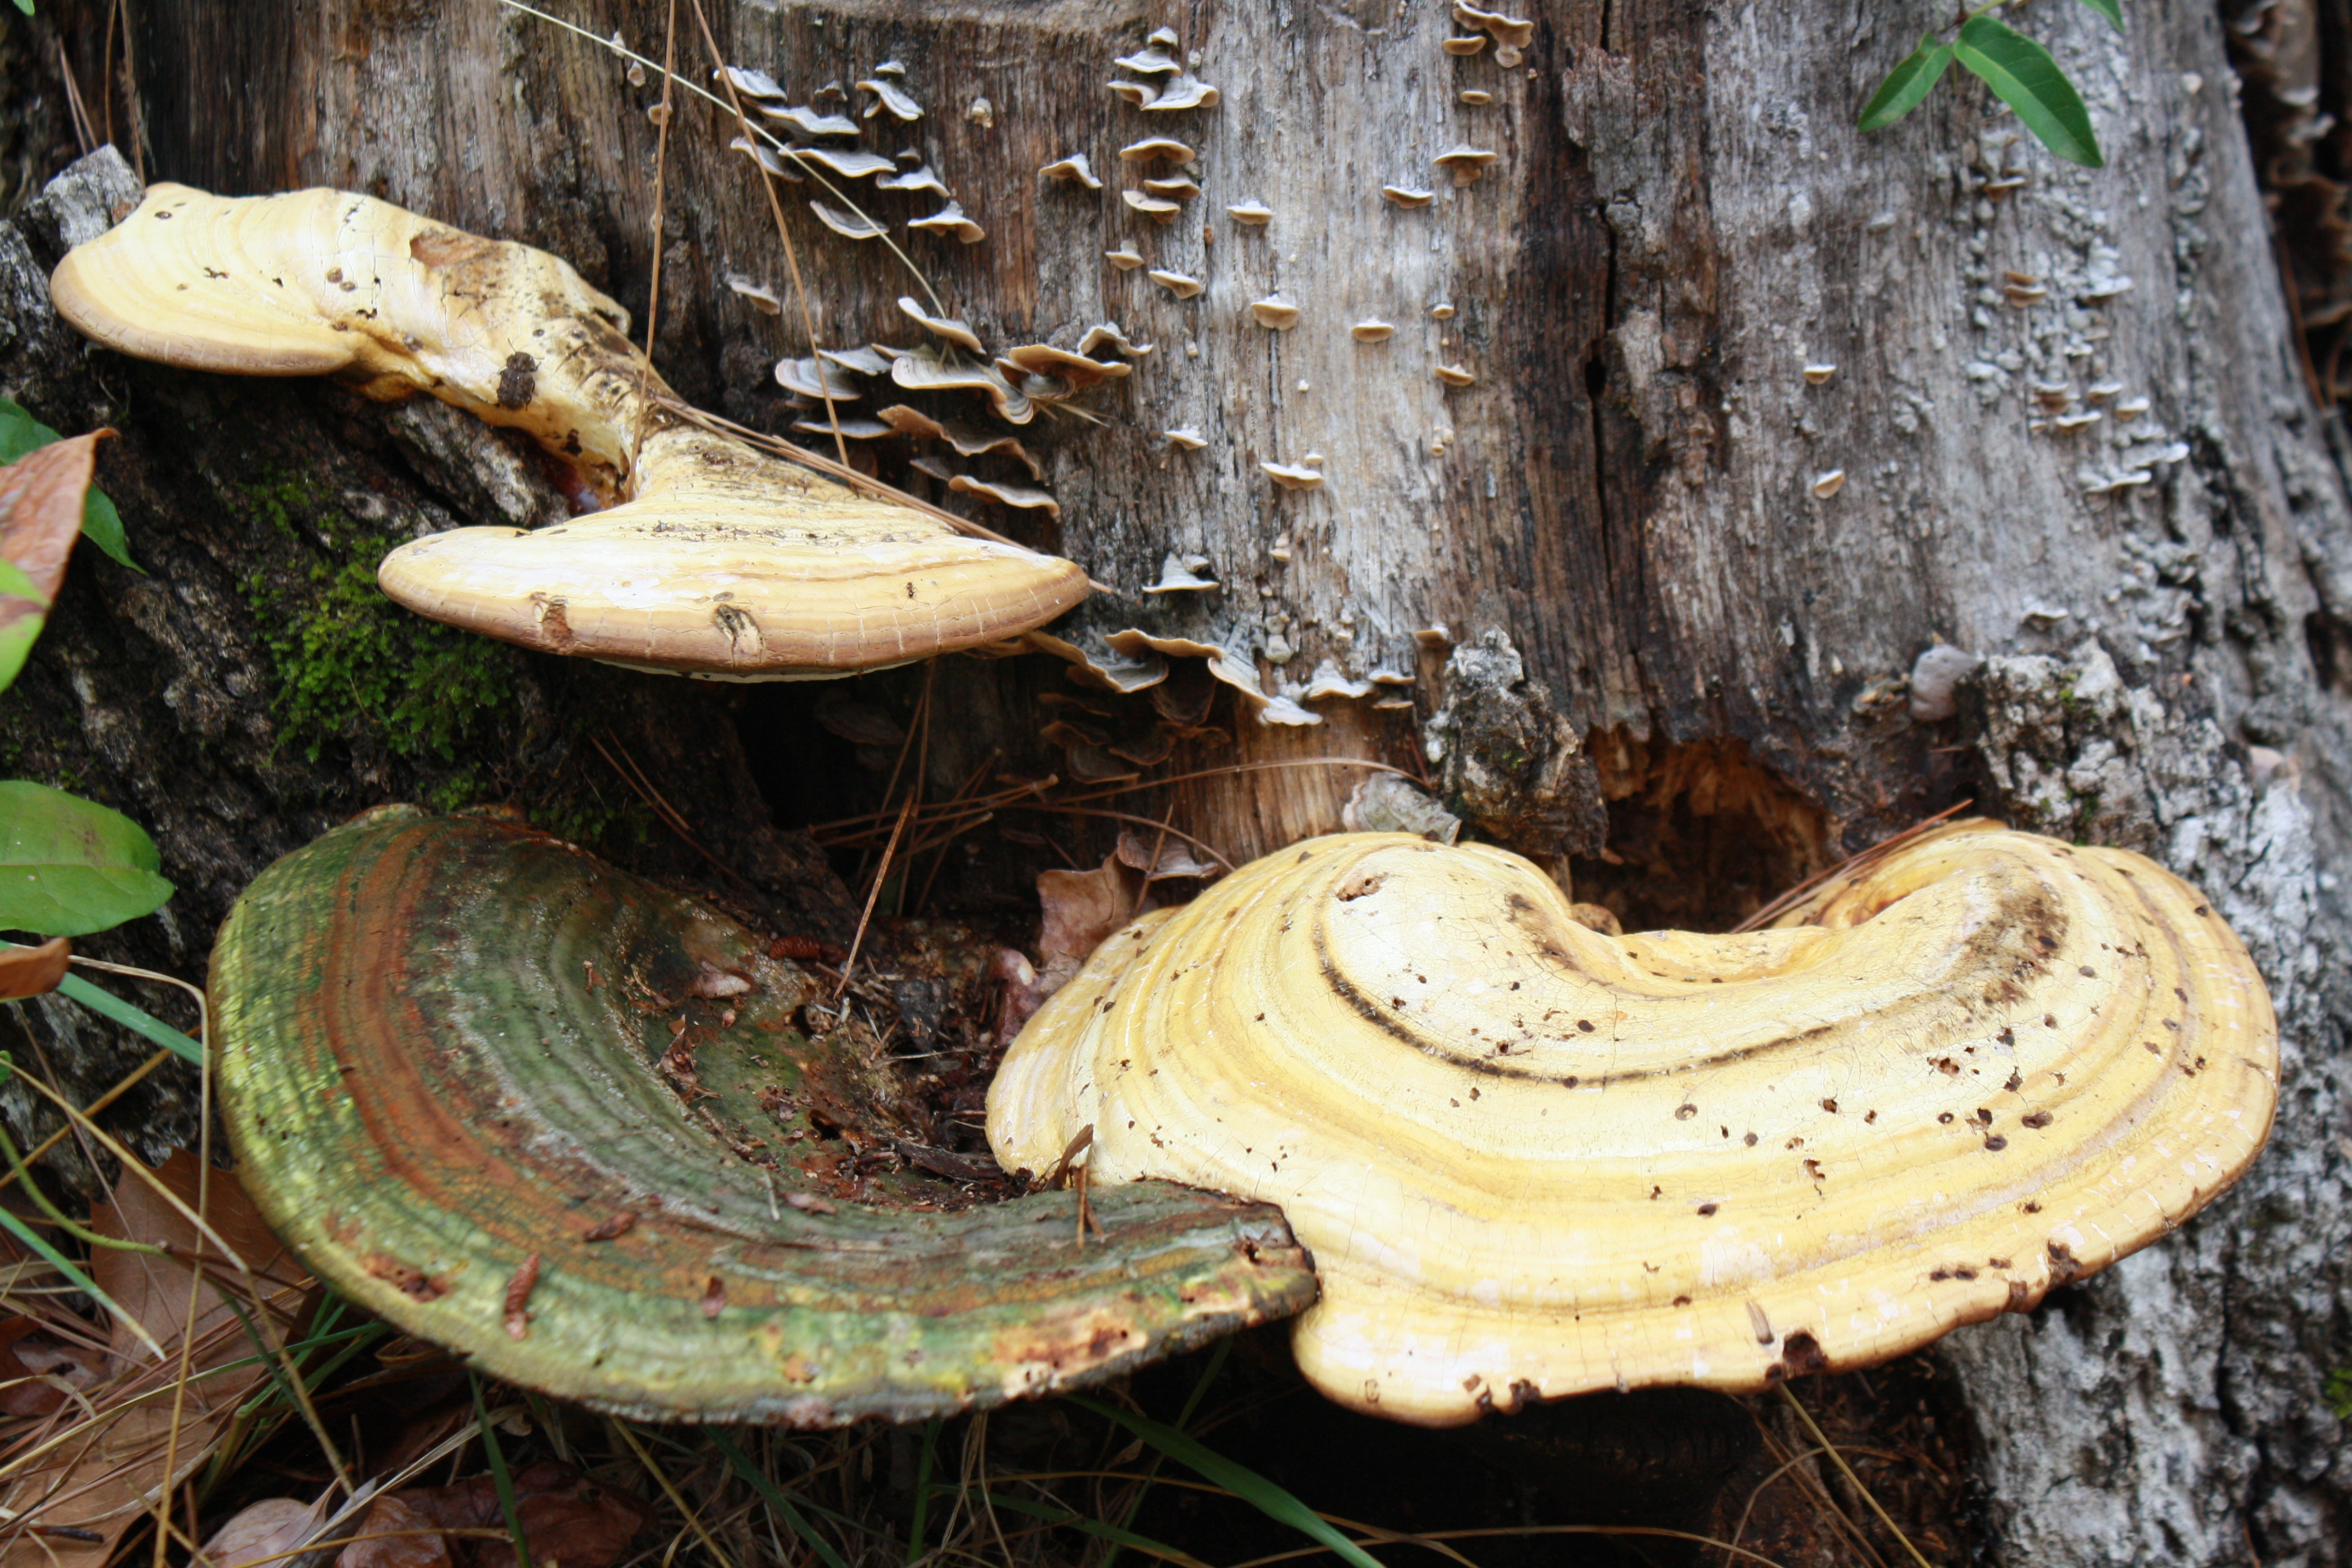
[6,0,2352,1559]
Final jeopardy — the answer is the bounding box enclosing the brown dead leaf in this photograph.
[336,1492,452,1568]
[203,1496,321,1568]
[385,1465,650,1568]
[90,1149,302,1362]
[0,432,111,604]
[0,1315,108,1417]
[0,1152,310,1567]
[1035,852,1149,995]
[0,938,71,1002]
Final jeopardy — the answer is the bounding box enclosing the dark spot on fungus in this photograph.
[1984,1134,2008,1151]
[1938,1112,1955,1123]
[1779,1331,1828,1376]
[1674,1103,1697,1120]
[2022,1110,2053,1129]
[1743,1131,1758,1146]
[1820,1098,1838,1113]
[2079,965,2097,978]
[497,350,539,409]
[1577,1019,1595,1031]
[1696,1203,1719,1216]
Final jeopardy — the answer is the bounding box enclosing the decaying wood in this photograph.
[2,0,2351,1558]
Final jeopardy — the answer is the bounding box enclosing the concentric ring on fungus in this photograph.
[987,820,2278,1426]
[211,809,1317,1425]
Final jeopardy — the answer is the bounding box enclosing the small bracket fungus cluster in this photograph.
[211,810,1316,1425]
[990,822,2276,1426]
[48,185,1091,678]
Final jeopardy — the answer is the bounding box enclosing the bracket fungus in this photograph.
[990,822,2276,1426]
[214,810,1315,1424]
[909,203,987,243]
[857,79,923,121]
[809,201,889,240]
[761,105,861,139]
[1123,190,1184,224]
[1040,154,1103,189]
[1432,146,1500,185]
[50,185,1086,678]
[1120,137,1197,164]
[1148,269,1206,299]
[1383,186,1438,209]
[1249,295,1303,330]
[897,296,987,353]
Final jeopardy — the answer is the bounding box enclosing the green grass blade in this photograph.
[1857,38,1953,130]
[471,1372,535,1568]
[0,1201,167,1359]
[905,1417,941,1564]
[1955,14,2103,166]
[1068,1396,1383,1568]
[706,1427,854,1568]
[2073,0,2123,33]
[53,972,203,1062]
[1104,1338,1232,1568]
[964,1491,1213,1568]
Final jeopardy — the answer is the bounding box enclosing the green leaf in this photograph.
[8,2,30,16]
[1956,14,2104,167]
[0,398,139,572]
[2073,0,2123,33]
[1858,38,1955,131]
[53,971,204,1062]
[1068,1397,1385,1568]
[0,781,175,936]
[0,555,43,696]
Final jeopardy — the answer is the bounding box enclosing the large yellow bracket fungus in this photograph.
[48,184,1088,678]
[211,809,1315,1425]
[988,821,2277,1427]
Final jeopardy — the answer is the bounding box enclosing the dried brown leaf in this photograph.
[0,431,109,604]
[1036,852,1149,993]
[0,1154,309,1566]
[0,938,71,1002]
[204,1497,322,1568]
[336,1494,452,1568]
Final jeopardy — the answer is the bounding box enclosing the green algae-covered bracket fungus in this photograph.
[211,809,1315,1425]
[47,185,1089,679]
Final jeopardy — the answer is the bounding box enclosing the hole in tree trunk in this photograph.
[1569,730,1835,933]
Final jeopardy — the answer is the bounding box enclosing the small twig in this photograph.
[685,0,848,466]
[837,669,933,995]
[1777,1385,1935,1568]
[627,0,682,485]
[1731,800,1974,934]
[54,43,96,156]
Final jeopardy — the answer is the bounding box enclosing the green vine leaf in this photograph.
[1956,13,2104,167]
[0,556,41,695]
[1859,36,1955,131]
[0,781,175,937]
[2073,0,2124,34]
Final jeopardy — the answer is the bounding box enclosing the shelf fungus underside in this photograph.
[989,822,2278,1427]
[212,811,1317,1426]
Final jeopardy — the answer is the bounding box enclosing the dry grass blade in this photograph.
[1731,800,1974,933]
[1777,1385,1935,1568]
[684,0,848,466]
